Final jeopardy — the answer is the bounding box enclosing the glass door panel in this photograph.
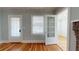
[11,17,20,37]
[45,15,56,45]
[47,17,55,37]
[8,15,22,41]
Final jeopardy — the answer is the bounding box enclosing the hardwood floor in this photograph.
[0,43,62,51]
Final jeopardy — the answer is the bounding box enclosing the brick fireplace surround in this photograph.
[73,21,79,51]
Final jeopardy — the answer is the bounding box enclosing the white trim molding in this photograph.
[0,40,45,43]
[22,40,45,43]
[71,19,79,22]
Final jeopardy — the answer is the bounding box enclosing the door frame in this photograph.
[45,15,57,45]
[8,15,23,42]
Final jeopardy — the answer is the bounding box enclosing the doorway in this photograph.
[45,15,57,45]
[8,15,23,42]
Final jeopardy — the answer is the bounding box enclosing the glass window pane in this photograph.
[32,16,44,34]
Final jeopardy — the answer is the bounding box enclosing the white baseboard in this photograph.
[0,40,9,43]
[0,40,45,43]
[22,40,45,43]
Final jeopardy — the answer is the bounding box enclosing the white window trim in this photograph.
[31,15,44,35]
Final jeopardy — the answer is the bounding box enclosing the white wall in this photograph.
[57,9,68,37]
[0,8,53,43]
[56,8,68,50]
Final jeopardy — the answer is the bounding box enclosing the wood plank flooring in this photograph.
[0,43,62,51]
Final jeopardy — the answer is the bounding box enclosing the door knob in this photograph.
[19,29,21,32]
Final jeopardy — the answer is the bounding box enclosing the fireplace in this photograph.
[73,21,79,51]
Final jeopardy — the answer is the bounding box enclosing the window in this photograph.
[32,16,44,34]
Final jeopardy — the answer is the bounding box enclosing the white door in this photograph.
[8,15,23,42]
[45,15,57,45]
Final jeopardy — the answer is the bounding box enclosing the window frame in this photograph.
[31,15,44,35]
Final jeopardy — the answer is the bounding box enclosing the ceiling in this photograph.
[0,7,64,14]
[0,7,57,12]
[4,7,56,10]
